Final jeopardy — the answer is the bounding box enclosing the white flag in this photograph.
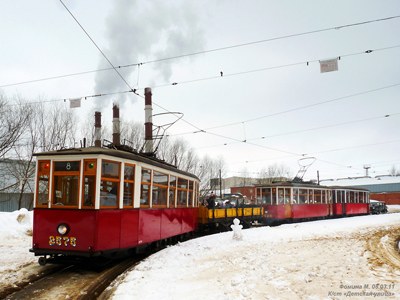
[320,58,338,73]
[69,98,81,108]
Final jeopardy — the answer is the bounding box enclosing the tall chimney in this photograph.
[112,103,121,146]
[94,111,102,147]
[144,87,153,153]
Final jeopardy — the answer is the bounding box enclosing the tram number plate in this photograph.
[49,236,77,247]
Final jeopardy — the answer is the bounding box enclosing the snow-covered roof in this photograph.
[320,175,400,193]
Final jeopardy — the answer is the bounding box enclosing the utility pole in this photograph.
[219,169,222,198]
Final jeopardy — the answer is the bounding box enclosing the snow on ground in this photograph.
[0,208,400,299]
[0,209,37,292]
[108,212,400,300]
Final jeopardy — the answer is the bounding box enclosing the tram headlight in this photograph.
[57,223,69,235]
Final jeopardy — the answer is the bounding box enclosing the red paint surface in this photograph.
[291,204,330,219]
[345,203,369,215]
[32,207,198,256]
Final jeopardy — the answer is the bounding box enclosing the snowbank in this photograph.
[109,214,400,300]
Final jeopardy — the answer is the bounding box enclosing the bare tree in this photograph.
[0,95,31,158]
[120,120,144,150]
[4,101,77,209]
[257,163,291,184]
[389,165,400,176]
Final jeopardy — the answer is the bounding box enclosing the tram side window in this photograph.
[140,168,151,207]
[177,178,188,207]
[36,160,50,207]
[169,175,177,208]
[299,189,308,204]
[100,160,120,208]
[314,190,321,204]
[52,161,80,207]
[271,188,277,205]
[263,188,272,205]
[82,160,96,208]
[123,164,135,207]
[292,188,299,204]
[279,188,290,204]
[152,171,168,207]
[188,181,194,207]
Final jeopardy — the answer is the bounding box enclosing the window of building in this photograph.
[52,161,80,207]
[123,164,135,207]
[82,159,96,208]
[100,160,120,208]
[36,160,50,207]
[140,168,151,207]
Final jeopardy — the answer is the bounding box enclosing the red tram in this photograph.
[255,182,370,224]
[30,147,200,265]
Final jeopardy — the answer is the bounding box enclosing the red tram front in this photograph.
[255,182,369,224]
[30,147,199,264]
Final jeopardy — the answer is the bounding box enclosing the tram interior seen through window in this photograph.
[123,164,135,207]
[36,160,50,207]
[52,161,80,207]
[100,160,120,207]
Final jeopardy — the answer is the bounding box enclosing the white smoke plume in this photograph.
[94,0,206,109]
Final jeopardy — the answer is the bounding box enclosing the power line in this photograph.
[194,112,400,150]
[171,81,400,136]
[59,0,137,96]
[1,14,400,89]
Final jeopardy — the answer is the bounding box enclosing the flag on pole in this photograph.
[319,58,338,73]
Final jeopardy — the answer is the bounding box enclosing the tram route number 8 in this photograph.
[49,235,77,247]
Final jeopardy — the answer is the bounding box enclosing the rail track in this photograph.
[2,257,143,300]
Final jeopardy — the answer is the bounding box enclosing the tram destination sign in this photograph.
[54,161,80,172]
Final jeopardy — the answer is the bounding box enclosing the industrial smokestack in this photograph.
[144,87,153,153]
[94,111,102,147]
[112,103,121,146]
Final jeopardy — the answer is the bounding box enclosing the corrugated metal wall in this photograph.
[0,193,33,212]
[353,183,400,193]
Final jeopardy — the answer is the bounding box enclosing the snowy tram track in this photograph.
[365,226,400,281]
[3,258,140,300]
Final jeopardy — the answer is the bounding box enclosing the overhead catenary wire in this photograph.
[194,112,400,150]
[1,14,400,89]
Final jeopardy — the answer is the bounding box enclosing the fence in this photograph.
[0,193,33,212]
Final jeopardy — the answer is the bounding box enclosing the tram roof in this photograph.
[255,181,369,191]
[34,146,199,180]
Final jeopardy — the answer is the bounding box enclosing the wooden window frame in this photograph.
[36,160,51,208]
[123,163,135,208]
[100,160,121,209]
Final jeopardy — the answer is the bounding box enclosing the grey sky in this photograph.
[1,0,399,180]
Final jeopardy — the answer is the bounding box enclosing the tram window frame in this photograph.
[123,164,135,208]
[188,181,194,207]
[177,178,188,207]
[169,175,177,208]
[36,160,51,207]
[100,160,120,208]
[82,159,97,209]
[140,168,151,208]
[264,188,272,205]
[152,171,168,207]
[271,188,277,205]
[292,188,299,204]
[52,161,80,208]
[314,189,322,204]
[298,189,308,204]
